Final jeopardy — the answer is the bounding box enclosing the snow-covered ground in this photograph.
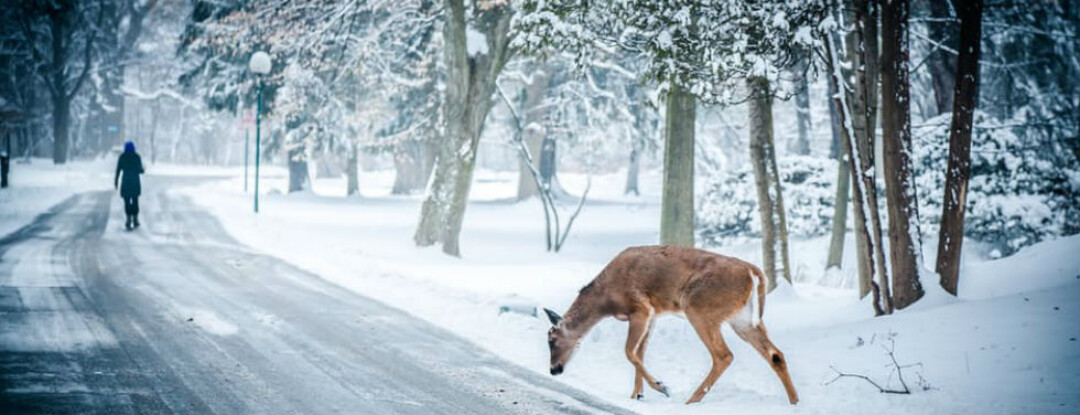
[8,161,1071,414]
[0,158,111,238]
[162,164,1079,415]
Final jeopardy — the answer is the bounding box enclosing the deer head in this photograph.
[544,308,575,375]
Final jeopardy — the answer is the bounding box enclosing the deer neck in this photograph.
[561,294,609,340]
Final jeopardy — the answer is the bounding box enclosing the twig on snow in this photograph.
[825,339,927,395]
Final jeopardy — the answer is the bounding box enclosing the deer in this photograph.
[543,245,799,405]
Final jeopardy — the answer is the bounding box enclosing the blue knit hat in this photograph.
[124,141,135,153]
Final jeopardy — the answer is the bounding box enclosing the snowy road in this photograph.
[0,177,632,414]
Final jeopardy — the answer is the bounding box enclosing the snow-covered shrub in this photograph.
[697,112,1078,256]
[697,156,836,245]
[913,111,1079,257]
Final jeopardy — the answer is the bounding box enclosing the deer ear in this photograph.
[543,308,563,326]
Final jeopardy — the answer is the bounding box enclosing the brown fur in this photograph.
[545,245,799,405]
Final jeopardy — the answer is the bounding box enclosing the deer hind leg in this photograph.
[634,319,656,397]
[731,322,799,405]
[625,310,667,399]
[685,312,734,404]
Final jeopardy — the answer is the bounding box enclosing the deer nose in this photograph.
[550,365,563,376]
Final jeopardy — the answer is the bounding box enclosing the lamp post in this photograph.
[244,126,249,192]
[248,51,272,213]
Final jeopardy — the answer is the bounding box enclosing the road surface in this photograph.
[0,176,632,414]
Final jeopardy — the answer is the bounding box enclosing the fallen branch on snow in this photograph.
[825,339,931,394]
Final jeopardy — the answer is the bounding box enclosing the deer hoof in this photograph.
[653,381,670,398]
[685,389,706,404]
[635,394,644,401]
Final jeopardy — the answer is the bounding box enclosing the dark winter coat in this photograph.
[115,151,144,198]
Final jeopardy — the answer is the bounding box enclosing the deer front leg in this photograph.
[732,323,799,405]
[625,310,668,399]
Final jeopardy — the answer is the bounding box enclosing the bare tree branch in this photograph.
[825,339,924,395]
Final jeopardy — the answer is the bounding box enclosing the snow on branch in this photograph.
[119,86,199,108]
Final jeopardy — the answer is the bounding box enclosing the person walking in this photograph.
[115,141,145,230]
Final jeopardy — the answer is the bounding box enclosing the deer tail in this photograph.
[749,267,766,326]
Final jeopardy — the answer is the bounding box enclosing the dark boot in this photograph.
[133,214,140,228]
[125,214,133,230]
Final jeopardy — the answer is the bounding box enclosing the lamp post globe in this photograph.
[249,51,272,75]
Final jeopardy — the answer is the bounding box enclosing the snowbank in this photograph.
[0,158,111,238]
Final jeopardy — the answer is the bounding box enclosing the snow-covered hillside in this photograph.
[177,166,1080,415]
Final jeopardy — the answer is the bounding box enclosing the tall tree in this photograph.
[824,43,850,271]
[21,0,101,164]
[822,0,890,315]
[843,0,890,303]
[747,76,792,289]
[881,0,923,310]
[414,0,514,256]
[935,0,982,296]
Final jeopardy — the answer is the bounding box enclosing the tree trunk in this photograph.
[926,0,959,116]
[840,0,888,301]
[624,137,642,195]
[149,99,159,164]
[862,0,880,157]
[102,74,125,154]
[936,0,982,296]
[826,160,851,270]
[747,77,792,290]
[415,0,476,253]
[790,62,812,156]
[422,137,438,185]
[415,148,453,247]
[881,0,924,310]
[858,0,890,307]
[287,146,309,193]
[99,0,150,157]
[172,105,184,162]
[94,17,124,157]
[52,95,70,164]
[44,3,95,164]
[516,126,545,199]
[825,50,849,271]
[516,68,551,201]
[659,82,696,247]
[49,11,69,165]
[414,0,513,256]
[392,140,428,194]
[347,142,360,196]
[848,0,880,162]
